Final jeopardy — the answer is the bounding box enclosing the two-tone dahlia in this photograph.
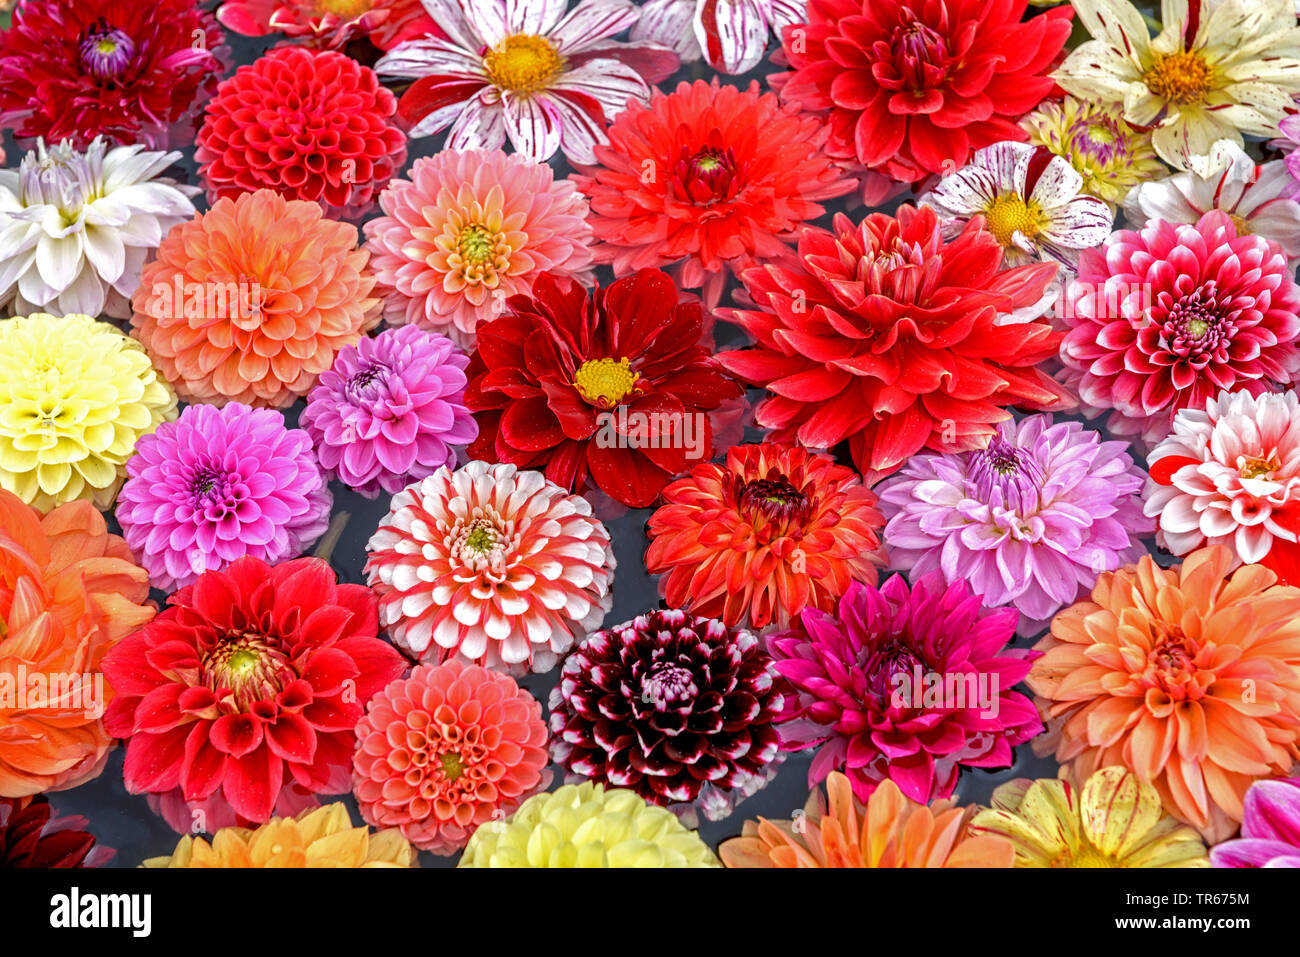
[353,661,549,854]
[1060,210,1300,449]
[645,443,886,630]
[0,797,112,868]
[549,609,784,823]
[1024,98,1164,207]
[718,205,1072,482]
[131,190,381,408]
[217,0,434,51]
[365,461,615,675]
[363,149,594,349]
[769,575,1041,804]
[102,556,406,823]
[301,327,477,499]
[115,403,332,593]
[1028,547,1300,843]
[196,47,406,220]
[465,269,743,508]
[1212,778,1300,867]
[631,0,802,73]
[877,414,1153,636]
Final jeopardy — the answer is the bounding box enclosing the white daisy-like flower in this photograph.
[630,0,803,74]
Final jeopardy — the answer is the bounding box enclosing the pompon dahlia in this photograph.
[1027,547,1300,843]
[769,575,1042,805]
[719,773,1014,868]
[718,205,1072,482]
[1024,97,1163,208]
[365,461,615,675]
[645,443,886,630]
[570,79,856,305]
[549,608,784,822]
[131,190,381,409]
[301,327,477,499]
[0,313,176,512]
[0,797,112,868]
[1211,778,1300,867]
[877,414,1153,636]
[115,403,332,593]
[353,661,549,854]
[465,269,743,507]
[102,556,406,823]
[772,0,1073,183]
[363,149,594,349]
[0,490,154,797]
[1060,210,1300,449]
[0,0,225,150]
[217,0,435,51]
[459,782,721,867]
[196,47,406,221]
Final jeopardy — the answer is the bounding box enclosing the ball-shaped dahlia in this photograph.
[645,443,886,630]
[364,149,594,349]
[1028,546,1300,843]
[115,403,332,593]
[769,575,1042,804]
[353,661,549,854]
[196,47,406,220]
[1060,210,1300,449]
[0,313,176,512]
[131,189,381,408]
[459,782,721,867]
[0,796,112,868]
[301,326,477,498]
[877,414,1153,636]
[365,461,614,675]
[549,608,784,822]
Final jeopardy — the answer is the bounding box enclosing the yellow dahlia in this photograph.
[0,313,176,511]
[1024,97,1165,206]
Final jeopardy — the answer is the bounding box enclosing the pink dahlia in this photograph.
[364,149,594,349]
[365,460,615,675]
[115,403,332,593]
[300,327,478,499]
[1060,210,1300,449]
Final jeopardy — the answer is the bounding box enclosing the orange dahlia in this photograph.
[1028,546,1300,843]
[130,189,380,408]
[0,489,154,797]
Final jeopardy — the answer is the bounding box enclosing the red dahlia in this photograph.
[0,797,110,868]
[775,0,1073,183]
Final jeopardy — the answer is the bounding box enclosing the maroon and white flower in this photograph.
[630,0,803,74]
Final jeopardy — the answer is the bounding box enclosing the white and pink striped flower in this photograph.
[630,0,803,74]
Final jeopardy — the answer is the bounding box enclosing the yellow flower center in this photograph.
[1053,840,1120,868]
[983,194,1046,248]
[1240,454,1279,480]
[484,34,564,93]
[317,0,372,16]
[458,225,495,265]
[226,649,261,677]
[463,522,499,554]
[1143,50,1215,104]
[1229,212,1252,236]
[96,38,120,55]
[440,752,464,782]
[573,357,639,408]
[1185,318,1208,338]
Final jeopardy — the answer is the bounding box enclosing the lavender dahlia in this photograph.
[300,327,477,498]
[116,403,331,592]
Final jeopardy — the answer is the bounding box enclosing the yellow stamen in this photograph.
[573,357,639,407]
[316,0,372,17]
[983,194,1047,248]
[484,34,564,93]
[1143,50,1215,104]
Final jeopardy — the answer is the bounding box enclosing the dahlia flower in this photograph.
[363,149,594,349]
[645,443,886,630]
[376,0,679,164]
[1059,210,1300,449]
[571,79,856,305]
[719,774,1015,868]
[877,414,1153,636]
[365,461,615,675]
[769,575,1041,804]
[465,269,743,507]
[0,0,225,149]
[550,609,784,822]
[459,782,721,867]
[102,556,406,823]
[0,138,197,318]
[115,403,333,593]
[142,803,416,868]
[0,797,111,868]
[773,0,1073,183]
[217,0,434,50]
[0,490,154,797]
[353,661,549,854]
[718,205,1073,482]
[970,767,1210,868]
[301,327,477,498]
[0,313,176,512]
[1211,778,1300,867]
[1028,547,1300,843]
[196,47,406,221]
[1053,0,1300,171]
[630,0,800,72]
[1024,98,1164,207]
[131,189,381,409]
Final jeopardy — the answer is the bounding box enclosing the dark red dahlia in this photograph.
[548,608,785,820]
[465,268,744,508]
[0,797,110,868]
[102,556,406,823]
[775,0,1072,183]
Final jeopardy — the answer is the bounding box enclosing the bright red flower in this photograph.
[217,0,436,51]
[102,556,406,824]
[465,269,744,508]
